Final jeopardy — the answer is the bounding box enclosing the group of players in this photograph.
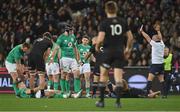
[4,1,172,108]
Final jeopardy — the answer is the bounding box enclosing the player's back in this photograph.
[30,37,53,57]
[100,17,128,51]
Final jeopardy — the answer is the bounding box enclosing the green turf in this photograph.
[0,94,180,111]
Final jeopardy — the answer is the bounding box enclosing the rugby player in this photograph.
[28,32,53,91]
[56,25,81,98]
[78,35,91,97]
[95,1,133,108]
[5,42,30,95]
[45,35,60,90]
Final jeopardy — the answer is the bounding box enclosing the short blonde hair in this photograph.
[105,1,118,14]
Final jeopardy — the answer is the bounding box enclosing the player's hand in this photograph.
[139,25,143,33]
[124,48,131,60]
[17,65,25,75]
[78,60,84,66]
[95,45,100,53]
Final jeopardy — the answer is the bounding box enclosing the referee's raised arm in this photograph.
[154,24,163,40]
[140,25,151,43]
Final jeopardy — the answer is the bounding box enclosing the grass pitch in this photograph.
[0,94,180,111]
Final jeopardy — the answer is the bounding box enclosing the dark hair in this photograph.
[65,24,73,32]
[105,1,118,14]
[22,42,30,49]
[82,35,90,40]
[43,32,52,39]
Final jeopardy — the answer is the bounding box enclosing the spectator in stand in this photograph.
[0,0,179,67]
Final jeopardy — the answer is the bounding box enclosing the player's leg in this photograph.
[148,91,161,98]
[107,80,116,98]
[59,58,69,94]
[53,74,59,90]
[27,54,36,90]
[5,61,18,82]
[46,63,53,90]
[92,75,99,98]
[48,75,53,90]
[29,73,35,89]
[92,64,100,98]
[83,63,91,97]
[114,68,123,107]
[60,71,66,94]
[146,73,155,94]
[147,65,156,94]
[71,59,81,95]
[65,73,70,96]
[158,74,167,98]
[38,72,45,89]
[96,66,109,107]
[52,63,60,90]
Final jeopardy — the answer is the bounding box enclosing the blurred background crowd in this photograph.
[0,0,180,67]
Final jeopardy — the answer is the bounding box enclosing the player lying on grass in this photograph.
[106,79,160,98]
[120,79,161,98]
[12,78,68,98]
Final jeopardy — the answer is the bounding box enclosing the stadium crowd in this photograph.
[0,0,180,67]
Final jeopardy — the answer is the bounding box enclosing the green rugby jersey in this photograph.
[6,44,24,63]
[56,34,77,58]
[78,44,91,63]
[12,83,30,98]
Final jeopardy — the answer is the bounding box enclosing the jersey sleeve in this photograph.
[124,19,130,33]
[99,21,106,32]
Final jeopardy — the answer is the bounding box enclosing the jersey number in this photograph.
[110,24,122,36]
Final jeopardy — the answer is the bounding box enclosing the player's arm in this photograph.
[57,49,61,60]
[95,32,105,52]
[140,25,151,43]
[74,46,81,63]
[123,29,133,60]
[154,24,162,40]
[14,53,24,74]
[126,30,133,50]
[73,40,81,63]
[43,47,51,61]
[50,46,60,63]
[16,59,23,74]
[84,52,92,62]
[73,42,80,63]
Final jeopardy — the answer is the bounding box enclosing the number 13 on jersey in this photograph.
[110,24,122,36]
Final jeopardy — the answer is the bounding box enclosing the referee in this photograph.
[140,24,166,98]
[95,1,133,108]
